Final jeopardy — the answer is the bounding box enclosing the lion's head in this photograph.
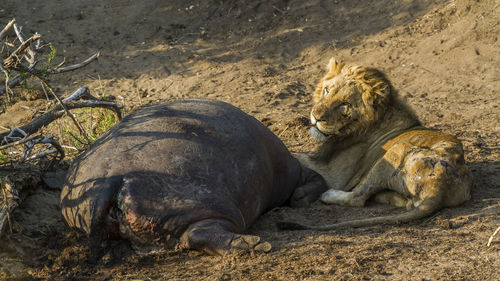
[310,58,392,141]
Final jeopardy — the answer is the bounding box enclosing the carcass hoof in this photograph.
[230,235,272,253]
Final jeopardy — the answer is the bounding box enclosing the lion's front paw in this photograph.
[320,189,364,207]
[320,189,350,204]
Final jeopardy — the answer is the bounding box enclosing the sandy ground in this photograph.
[0,0,499,280]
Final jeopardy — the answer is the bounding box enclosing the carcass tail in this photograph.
[276,221,313,230]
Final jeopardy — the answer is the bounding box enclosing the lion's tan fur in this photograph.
[295,59,471,229]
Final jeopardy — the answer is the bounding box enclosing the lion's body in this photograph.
[292,59,471,229]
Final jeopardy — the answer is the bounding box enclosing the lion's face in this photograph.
[310,59,391,141]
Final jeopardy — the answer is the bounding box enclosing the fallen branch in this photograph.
[22,135,65,163]
[0,75,24,96]
[37,76,91,144]
[2,33,41,69]
[0,19,117,237]
[46,52,100,74]
[0,129,65,170]
[1,126,27,145]
[0,19,15,41]
[1,19,99,98]
[63,87,95,102]
[0,99,122,140]
[0,65,11,101]
[1,86,121,168]
[0,134,36,150]
[13,23,37,67]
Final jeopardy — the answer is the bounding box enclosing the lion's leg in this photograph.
[320,186,387,207]
[373,191,412,209]
[321,159,391,207]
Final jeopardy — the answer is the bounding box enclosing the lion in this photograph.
[280,58,471,230]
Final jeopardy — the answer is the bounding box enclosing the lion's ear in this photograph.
[326,57,343,75]
[372,80,390,100]
[361,80,391,113]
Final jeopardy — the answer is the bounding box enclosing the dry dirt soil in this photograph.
[0,0,499,280]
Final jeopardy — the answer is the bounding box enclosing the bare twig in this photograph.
[487,226,500,247]
[55,57,66,69]
[1,126,27,145]
[13,23,26,42]
[0,19,15,41]
[0,100,122,140]
[35,74,91,144]
[40,80,50,101]
[24,148,58,161]
[1,21,98,98]
[0,21,38,97]
[0,19,110,234]
[63,87,95,102]
[61,145,78,151]
[13,23,36,67]
[0,129,64,169]
[0,74,24,96]
[46,52,100,74]
[0,65,11,101]
[0,134,37,150]
[21,135,64,162]
[2,33,41,69]
[30,135,65,161]
[278,124,290,137]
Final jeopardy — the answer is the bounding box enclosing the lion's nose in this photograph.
[311,104,329,123]
[311,113,317,125]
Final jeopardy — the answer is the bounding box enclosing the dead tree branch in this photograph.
[0,19,99,97]
[0,19,119,236]
[46,52,100,74]
[0,19,15,41]
[13,23,37,67]
[37,76,91,144]
[0,99,122,141]
[22,135,65,163]
[2,33,41,69]
[0,75,23,93]
[63,87,95,101]
[0,133,36,151]
[0,122,65,169]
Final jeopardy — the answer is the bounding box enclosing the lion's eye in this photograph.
[322,87,330,97]
[338,103,350,114]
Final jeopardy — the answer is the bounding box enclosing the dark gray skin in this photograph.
[60,99,326,256]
